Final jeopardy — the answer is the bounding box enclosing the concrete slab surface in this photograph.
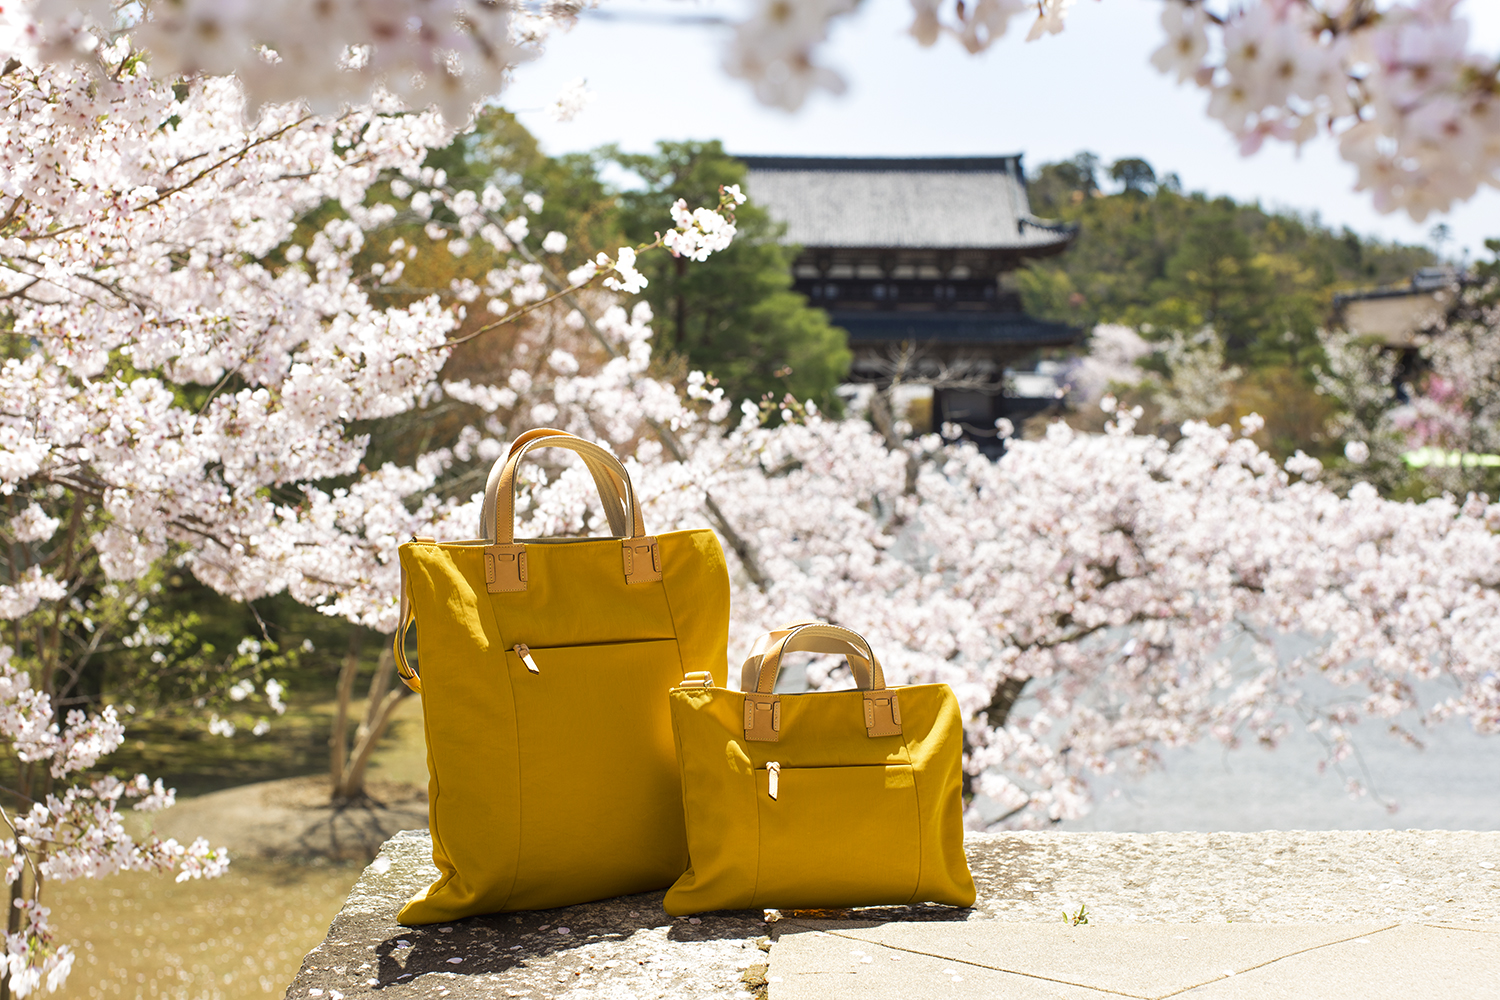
[822,922,1392,997]
[769,931,1120,999]
[965,830,1500,923]
[1176,923,1500,1000]
[767,922,1500,1000]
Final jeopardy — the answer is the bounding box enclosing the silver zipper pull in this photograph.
[514,644,539,673]
[767,761,780,800]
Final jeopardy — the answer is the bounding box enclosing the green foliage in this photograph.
[1108,157,1156,196]
[1021,153,1435,368]
[397,125,852,414]
[599,140,850,412]
[3,558,305,726]
[431,108,625,266]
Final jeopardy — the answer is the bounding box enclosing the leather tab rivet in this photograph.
[623,536,663,585]
[863,691,903,738]
[484,543,528,593]
[744,693,780,742]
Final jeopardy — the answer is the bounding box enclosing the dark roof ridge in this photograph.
[736,154,1024,173]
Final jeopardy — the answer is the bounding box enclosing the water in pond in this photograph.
[50,859,362,1000]
[1056,712,1500,833]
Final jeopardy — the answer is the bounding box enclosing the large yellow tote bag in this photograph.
[392,428,730,924]
[665,622,976,915]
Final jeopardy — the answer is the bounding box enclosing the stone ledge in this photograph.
[283,829,1500,999]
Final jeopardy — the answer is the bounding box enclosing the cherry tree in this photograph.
[744,0,1500,221]
[0,9,743,992]
[5,0,1500,993]
[22,0,1500,220]
[300,310,1500,827]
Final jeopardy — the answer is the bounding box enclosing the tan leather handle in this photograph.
[481,428,631,540]
[752,622,886,695]
[481,429,644,544]
[740,621,875,693]
[742,622,902,741]
[506,429,631,516]
[394,559,421,693]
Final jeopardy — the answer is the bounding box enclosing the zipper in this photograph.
[510,637,673,673]
[514,644,540,674]
[514,637,673,652]
[762,760,911,800]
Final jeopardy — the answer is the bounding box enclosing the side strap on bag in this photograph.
[394,546,423,693]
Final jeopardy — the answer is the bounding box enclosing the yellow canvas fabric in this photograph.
[392,430,730,924]
[665,623,975,915]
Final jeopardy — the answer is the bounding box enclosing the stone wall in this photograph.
[284,829,1500,999]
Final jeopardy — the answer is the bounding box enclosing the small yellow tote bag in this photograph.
[665,622,976,915]
[392,429,730,924]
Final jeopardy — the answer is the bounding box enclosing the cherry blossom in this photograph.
[914,0,1500,220]
[18,0,1500,216]
[546,77,594,123]
[272,298,1500,829]
[4,3,1499,989]
[723,0,855,110]
[22,0,554,123]
[664,190,745,261]
[0,650,229,996]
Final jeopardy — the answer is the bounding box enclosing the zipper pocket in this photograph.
[762,760,916,802]
[511,637,675,675]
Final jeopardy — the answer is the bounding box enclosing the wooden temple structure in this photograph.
[739,155,1080,442]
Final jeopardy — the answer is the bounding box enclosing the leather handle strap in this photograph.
[753,623,886,695]
[740,621,875,693]
[480,429,644,543]
[480,428,630,541]
[742,622,902,742]
[394,559,421,693]
[492,429,631,535]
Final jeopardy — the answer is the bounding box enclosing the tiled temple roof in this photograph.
[739,155,1076,252]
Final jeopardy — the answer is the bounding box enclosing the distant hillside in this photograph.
[1020,153,1436,368]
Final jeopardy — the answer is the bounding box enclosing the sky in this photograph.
[500,0,1500,263]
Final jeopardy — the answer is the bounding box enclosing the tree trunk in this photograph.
[868,384,920,496]
[961,676,1030,804]
[329,630,363,794]
[332,644,406,802]
[673,255,688,351]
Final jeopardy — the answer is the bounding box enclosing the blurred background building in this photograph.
[741,155,1080,448]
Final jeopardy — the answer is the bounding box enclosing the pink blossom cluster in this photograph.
[912,0,1500,221]
[0,26,747,986]
[16,0,563,123]
[1148,0,1500,221]
[0,47,460,608]
[663,186,746,262]
[16,1,1500,218]
[0,650,229,996]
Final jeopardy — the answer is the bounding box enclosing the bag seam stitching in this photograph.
[470,551,525,911]
[903,734,925,906]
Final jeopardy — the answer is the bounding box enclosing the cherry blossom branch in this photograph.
[441,185,746,346]
[500,225,771,590]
